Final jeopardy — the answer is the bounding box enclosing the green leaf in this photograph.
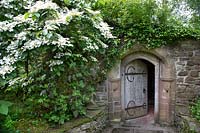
[66,16,71,22]
[34,12,40,18]
[64,0,70,5]
[24,12,30,19]
[0,100,13,115]
[56,71,61,76]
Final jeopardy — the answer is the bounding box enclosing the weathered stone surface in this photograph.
[176,86,186,93]
[176,105,190,115]
[185,76,195,84]
[188,52,194,57]
[187,61,195,66]
[194,50,200,56]
[179,57,189,61]
[177,78,184,83]
[69,106,107,133]
[178,71,188,76]
[190,71,199,77]
[81,123,91,130]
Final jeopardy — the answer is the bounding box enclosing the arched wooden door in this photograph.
[124,60,148,119]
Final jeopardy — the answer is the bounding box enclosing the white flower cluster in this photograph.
[0,0,15,8]
[52,34,73,48]
[28,0,59,12]
[90,56,98,62]
[0,14,29,32]
[54,52,72,59]
[94,20,115,39]
[85,8,100,15]
[21,77,34,87]
[8,77,26,86]
[6,41,18,52]
[96,39,108,48]
[15,31,27,40]
[0,0,114,78]
[8,77,21,86]
[13,14,26,22]
[0,40,21,77]
[0,56,18,66]
[84,43,99,51]
[66,9,83,21]
[0,51,18,78]
[22,39,43,51]
[44,21,59,31]
[82,36,99,51]
[44,9,83,28]
[49,60,63,68]
[0,21,18,32]
[5,13,14,19]
[0,65,15,78]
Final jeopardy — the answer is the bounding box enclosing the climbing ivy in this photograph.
[95,0,200,51]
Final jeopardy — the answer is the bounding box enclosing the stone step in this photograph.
[104,128,174,133]
[103,125,175,133]
[111,128,172,133]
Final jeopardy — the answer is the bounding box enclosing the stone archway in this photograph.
[108,50,175,125]
[121,53,161,123]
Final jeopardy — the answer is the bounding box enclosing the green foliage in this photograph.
[95,0,200,50]
[0,0,115,126]
[3,115,15,130]
[191,98,200,122]
[0,100,12,115]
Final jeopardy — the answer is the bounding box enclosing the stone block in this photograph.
[185,76,195,84]
[176,85,186,93]
[108,103,113,113]
[81,123,91,130]
[187,61,195,66]
[188,52,194,57]
[113,111,121,119]
[70,128,81,133]
[114,106,121,111]
[190,71,199,77]
[194,50,200,56]
[194,87,200,95]
[177,78,184,83]
[176,105,189,116]
[113,101,121,106]
[176,62,186,66]
[96,86,106,93]
[178,71,188,76]
[176,98,190,104]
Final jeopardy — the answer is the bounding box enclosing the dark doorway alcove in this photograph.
[140,59,155,114]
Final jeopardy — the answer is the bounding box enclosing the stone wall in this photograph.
[106,40,200,128]
[167,41,200,130]
[95,81,108,103]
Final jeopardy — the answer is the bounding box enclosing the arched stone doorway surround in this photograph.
[108,47,176,125]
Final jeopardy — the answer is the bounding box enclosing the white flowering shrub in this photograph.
[0,0,115,124]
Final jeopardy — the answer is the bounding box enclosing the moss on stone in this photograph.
[14,105,106,133]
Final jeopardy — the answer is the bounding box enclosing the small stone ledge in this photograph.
[68,106,107,133]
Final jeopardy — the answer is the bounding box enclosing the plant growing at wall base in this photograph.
[191,98,200,122]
